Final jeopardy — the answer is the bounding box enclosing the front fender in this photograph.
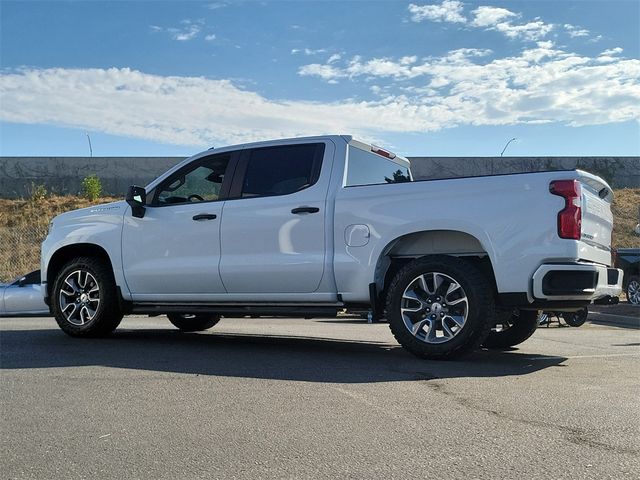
[41,204,128,299]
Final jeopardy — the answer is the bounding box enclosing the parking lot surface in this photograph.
[1,315,639,479]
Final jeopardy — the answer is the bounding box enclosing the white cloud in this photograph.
[411,3,555,41]
[300,48,492,81]
[400,55,418,65]
[173,25,201,41]
[470,7,553,41]
[1,45,638,149]
[327,54,342,64]
[291,48,328,56]
[471,6,516,27]
[408,1,466,24]
[206,2,229,9]
[297,43,639,126]
[601,47,623,56]
[150,20,203,41]
[494,18,553,41]
[347,57,418,79]
[564,24,590,38]
[597,47,625,63]
[298,63,345,81]
[0,68,436,146]
[204,34,217,41]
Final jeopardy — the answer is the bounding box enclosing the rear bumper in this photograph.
[532,263,623,301]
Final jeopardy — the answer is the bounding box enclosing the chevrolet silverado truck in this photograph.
[41,135,623,359]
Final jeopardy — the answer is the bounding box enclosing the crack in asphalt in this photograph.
[411,372,639,457]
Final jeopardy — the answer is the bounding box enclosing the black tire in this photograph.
[52,256,123,337]
[626,275,640,305]
[563,308,588,327]
[385,255,495,360]
[167,313,221,332]
[483,309,539,349]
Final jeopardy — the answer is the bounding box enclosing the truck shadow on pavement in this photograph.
[0,323,568,383]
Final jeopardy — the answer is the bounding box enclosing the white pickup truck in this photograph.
[41,135,623,359]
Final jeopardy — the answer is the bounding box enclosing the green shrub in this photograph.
[29,183,48,202]
[82,174,102,201]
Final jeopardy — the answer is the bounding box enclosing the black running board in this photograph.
[131,303,341,318]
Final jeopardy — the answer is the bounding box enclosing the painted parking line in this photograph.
[589,311,640,320]
[526,352,640,361]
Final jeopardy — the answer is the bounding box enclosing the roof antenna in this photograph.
[500,137,517,157]
[86,132,93,157]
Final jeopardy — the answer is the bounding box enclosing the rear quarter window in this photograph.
[346,146,411,186]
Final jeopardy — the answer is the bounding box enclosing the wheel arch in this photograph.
[46,243,116,299]
[373,230,498,301]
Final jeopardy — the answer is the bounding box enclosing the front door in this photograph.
[121,152,235,302]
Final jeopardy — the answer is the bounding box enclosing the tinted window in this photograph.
[346,146,411,186]
[156,155,230,206]
[241,144,323,198]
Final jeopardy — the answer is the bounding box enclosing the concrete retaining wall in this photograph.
[409,157,640,188]
[0,156,638,198]
[0,157,183,198]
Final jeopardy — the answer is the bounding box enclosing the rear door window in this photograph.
[240,143,324,198]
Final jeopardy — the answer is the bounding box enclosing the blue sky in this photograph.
[1,0,639,157]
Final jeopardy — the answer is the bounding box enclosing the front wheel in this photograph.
[52,256,123,337]
[483,309,539,349]
[385,255,494,360]
[167,313,220,332]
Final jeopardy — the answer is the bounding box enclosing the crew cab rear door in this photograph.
[219,141,332,295]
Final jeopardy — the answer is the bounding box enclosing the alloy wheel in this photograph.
[628,280,640,305]
[58,269,101,326]
[400,271,468,344]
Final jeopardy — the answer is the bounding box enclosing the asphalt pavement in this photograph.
[1,315,639,479]
[588,302,640,328]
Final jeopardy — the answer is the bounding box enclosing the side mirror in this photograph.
[17,277,26,287]
[126,185,147,218]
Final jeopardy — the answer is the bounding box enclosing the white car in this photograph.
[41,135,623,358]
[0,270,49,317]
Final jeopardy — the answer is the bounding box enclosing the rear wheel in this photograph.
[483,309,539,349]
[385,255,494,360]
[167,313,220,332]
[52,256,123,337]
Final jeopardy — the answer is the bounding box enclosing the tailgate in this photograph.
[577,170,614,265]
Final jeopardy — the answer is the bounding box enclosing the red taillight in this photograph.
[550,180,582,240]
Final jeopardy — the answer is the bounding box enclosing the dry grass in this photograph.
[611,188,640,248]
[0,195,120,282]
[0,189,638,282]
